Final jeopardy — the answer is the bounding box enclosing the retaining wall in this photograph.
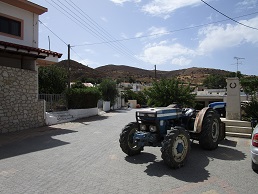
[0,66,45,133]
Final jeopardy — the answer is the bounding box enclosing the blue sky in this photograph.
[32,0,258,75]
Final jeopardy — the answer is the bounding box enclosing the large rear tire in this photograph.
[119,122,143,156]
[161,127,190,169]
[252,161,258,171]
[199,109,221,150]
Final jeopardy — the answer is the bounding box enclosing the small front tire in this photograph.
[119,122,143,156]
[161,127,190,169]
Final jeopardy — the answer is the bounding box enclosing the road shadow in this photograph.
[0,126,77,160]
[110,109,133,113]
[73,115,110,125]
[219,138,238,147]
[125,152,157,164]
[124,142,246,183]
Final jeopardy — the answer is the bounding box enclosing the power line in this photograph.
[64,0,137,58]
[201,0,258,31]
[70,47,89,66]
[73,11,258,47]
[39,1,258,67]
[45,0,142,65]
[38,20,67,46]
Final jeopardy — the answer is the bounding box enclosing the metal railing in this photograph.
[39,94,67,112]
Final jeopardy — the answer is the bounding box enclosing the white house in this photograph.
[0,0,62,133]
[194,88,248,108]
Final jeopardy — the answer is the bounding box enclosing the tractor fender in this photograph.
[193,107,210,133]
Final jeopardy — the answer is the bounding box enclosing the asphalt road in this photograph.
[0,109,257,194]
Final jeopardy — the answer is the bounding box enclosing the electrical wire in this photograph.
[38,20,68,46]
[70,47,89,66]
[64,0,137,58]
[39,1,258,67]
[73,11,258,46]
[201,0,258,31]
[45,0,142,65]
[59,0,141,65]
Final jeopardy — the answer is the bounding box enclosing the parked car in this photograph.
[251,124,258,171]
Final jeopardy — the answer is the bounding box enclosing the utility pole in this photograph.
[68,44,71,89]
[154,65,157,80]
[234,57,244,77]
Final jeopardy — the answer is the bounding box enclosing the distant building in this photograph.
[70,82,94,87]
[194,87,248,108]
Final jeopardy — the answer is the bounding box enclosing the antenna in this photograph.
[48,36,51,51]
[233,57,244,76]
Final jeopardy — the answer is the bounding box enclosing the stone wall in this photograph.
[0,66,45,133]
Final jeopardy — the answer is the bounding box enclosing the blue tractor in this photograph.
[208,102,226,118]
[119,105,225,169]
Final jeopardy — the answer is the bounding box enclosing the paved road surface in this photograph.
[0,109,257,194]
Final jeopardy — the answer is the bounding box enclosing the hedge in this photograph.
[66,87,101,109]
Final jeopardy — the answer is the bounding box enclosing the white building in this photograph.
[194,88,248,108]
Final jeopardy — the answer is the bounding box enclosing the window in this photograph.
[0,16,21,37]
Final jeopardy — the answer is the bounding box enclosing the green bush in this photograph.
[66,87,101,109]
[241,97,258,121]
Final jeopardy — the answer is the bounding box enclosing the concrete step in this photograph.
[226,132,252,139]
[221,118,251,127]
[226,126,252,134]
[221,118,253,138]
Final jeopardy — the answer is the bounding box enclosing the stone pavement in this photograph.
[0,109,257,194]
[0,125,59,147]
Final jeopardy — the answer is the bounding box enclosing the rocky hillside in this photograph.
[55,60,233,85]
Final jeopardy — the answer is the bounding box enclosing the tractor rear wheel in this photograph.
[252,161,258,171]
[119,122,143,156]
[199,109,220,150]
[161,127,190,169]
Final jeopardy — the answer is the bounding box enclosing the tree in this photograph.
[203,74,227,89]
[144,78,196,107]
[38,65,67,94]
[227,71,243,79]
[122,90,147,105]
[80,77,101,84]
[240,76,258,97]
[129,76,136,83]
[239,76,258,121]
[98,79,119,106]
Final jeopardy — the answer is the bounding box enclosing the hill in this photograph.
[55,60,102,81]
[55,60,233,84]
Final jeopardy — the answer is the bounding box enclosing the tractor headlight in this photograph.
[149,125,157,132]
[139,113,145,117]
[140,124,147,131]
[147,114,155,117]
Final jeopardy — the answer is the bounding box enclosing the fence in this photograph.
[39,94,67,112]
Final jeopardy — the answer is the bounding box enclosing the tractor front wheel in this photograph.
[161,127,190,169]
[119,122,143,156]
[199,109,221,150]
